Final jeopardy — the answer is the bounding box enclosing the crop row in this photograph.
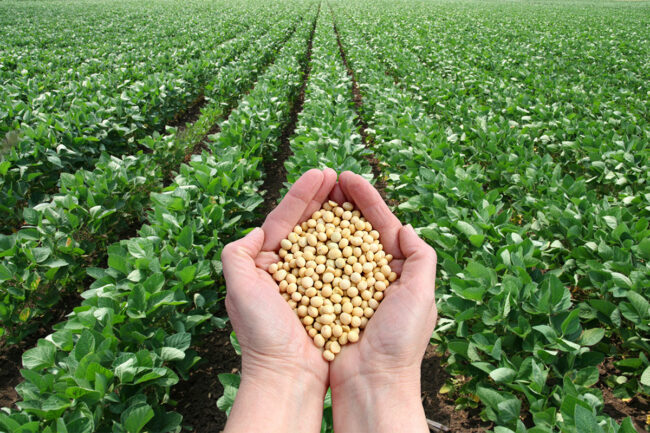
[337,0,650,403]
[330,1,647,431]
[0,9,308,344]
[0,3,319,432]
[283,6,372,185]
[0,1,297,230]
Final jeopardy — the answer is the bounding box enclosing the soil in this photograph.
[171,94,207,130]
[599,357,650,432]
[421,345,493,432]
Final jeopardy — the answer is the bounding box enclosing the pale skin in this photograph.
[221,168,437,433]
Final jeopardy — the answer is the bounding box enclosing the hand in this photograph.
[221,168,337,433]
[329,171,438,433]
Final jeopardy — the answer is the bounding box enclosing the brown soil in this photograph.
[329,7,391,202]
[259,4,320,218]
[170,325,241,433]
[599,357,650,432]
[171,94,206,130]
[421,345,492,432]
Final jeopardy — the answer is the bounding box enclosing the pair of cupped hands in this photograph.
[221,169,438,433]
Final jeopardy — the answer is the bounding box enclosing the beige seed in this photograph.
[348,329,359,342]
[340,312,352,325]
[321,285,333,298]
[314,334,325,348]
[360,317,369,328]
[330,341,341,354]
[310,296,324,308]
[346,287,359,298]
[323,350,335,361]
[319,314,334,325]
[321,325,332,339]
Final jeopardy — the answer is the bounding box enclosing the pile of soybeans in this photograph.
[268,201,396,361]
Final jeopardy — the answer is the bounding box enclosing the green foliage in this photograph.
[332,0,649,431]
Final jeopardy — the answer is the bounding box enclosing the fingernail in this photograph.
[247,227,261,236]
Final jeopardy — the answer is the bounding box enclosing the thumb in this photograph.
[397,224,437,303]
[222,228,265,290]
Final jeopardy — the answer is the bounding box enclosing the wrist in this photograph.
[331,369,428,433]
[225,361,327,433]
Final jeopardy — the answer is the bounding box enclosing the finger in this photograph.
[255,251,280,270]
[329,182,347,204]
[261,169,324,251]
[388,258,404,276]
[398,224,437,303]
[339,171,404,258]
[298,168,338,221]
[222,228,265,291]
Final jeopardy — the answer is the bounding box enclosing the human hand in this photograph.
[328,171,438,433]
[221,168,337,433]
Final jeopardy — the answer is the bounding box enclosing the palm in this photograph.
[232,250,328,377]
[327,172,437,385]
[223,168,338,386]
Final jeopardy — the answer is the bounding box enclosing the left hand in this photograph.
[221,168,337,432]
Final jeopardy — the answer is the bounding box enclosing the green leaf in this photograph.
[489,367,516,383]
[611,272,632,289]
[160,347,185,361]
[23,341,56,370]
[469,234,485,247]
[177,225,194,250]
[122,404,154,433]
[456,221,478,237]
[580,328,605,346]
[573,405,602,433]
[641,366,650,387]
[638,238,650,260]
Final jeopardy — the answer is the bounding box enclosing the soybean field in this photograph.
[0,0,648,432]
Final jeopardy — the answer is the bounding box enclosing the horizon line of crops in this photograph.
[0,4,320,431]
